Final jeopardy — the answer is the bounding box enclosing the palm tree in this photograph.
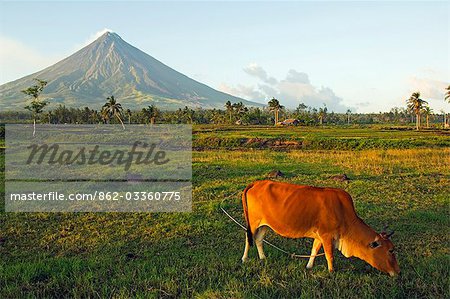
[346,109,351,125]
[47,111,53,124]
[102,95,125,129]
[318,105,328,125]
[407,92,428,130]
[440,109,447,129]
[126,109,132,124]
[445,85,450,103]
[268,97,284,125]
[225,100,233,124]
[182,106,195,124]
[444,85,450,128]
[90,110,99,124]
[143,105,159,124]
[101,109,110,123]
[210,109,223,124]
[232,102,248,123]
[422,105,433,128]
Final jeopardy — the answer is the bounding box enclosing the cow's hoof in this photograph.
[241,257,248,263]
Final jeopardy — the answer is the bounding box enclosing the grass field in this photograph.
[1,126,449,298]
[193,125,450,150]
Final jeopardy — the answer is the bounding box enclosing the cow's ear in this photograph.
[369,241,380,248]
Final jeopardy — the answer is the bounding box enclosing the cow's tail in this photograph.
[242,183,254,247]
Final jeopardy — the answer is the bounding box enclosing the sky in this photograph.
[0,1,449,113]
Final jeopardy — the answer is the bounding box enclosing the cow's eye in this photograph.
[369,241,380,248]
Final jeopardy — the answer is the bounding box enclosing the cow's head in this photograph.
[366,228,400,276]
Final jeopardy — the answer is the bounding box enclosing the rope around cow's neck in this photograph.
[219,197,325,259]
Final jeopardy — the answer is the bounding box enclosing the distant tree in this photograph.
[268,97,283,125]
[232,102,248,123]
[422,105,433,128]
[296,103,308,112]
[245,107,267,125]
[407,92,427,130]
[81,107,91,123]
[445,86,450,128]
[440,109,448,128]
[22,78,48,137]
[45,111,53,124]
[225,101,233,124]
[102,95,125,129]
[126,109,132,124]
[174,108,184,124]
[318,105,328,125]
[91,110,100,124]
[143,105,159,124]
[182,106,195,124]
[346,109,352,125]
[210,109,224,124]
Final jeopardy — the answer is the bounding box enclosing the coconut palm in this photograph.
[232,102,248,123]
[102,95,125,129]
[101,108,110,123]
[346,109,351,125]
[210,109,223,124]
[142,105,159,124]
[225,100,233,124]
[318,105,328,125]
[126,109,132,124]
[268,97,284,125]
[407,92,427,130]
[422,105,433,128]
[440,109,447,129]
[182,106,195,124]
[90,110,99,124]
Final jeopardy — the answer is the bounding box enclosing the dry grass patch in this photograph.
[288,148,450,175]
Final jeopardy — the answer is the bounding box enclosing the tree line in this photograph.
[3,78,450,129]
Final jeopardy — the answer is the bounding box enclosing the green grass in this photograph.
[193,125,450,149]
[1,126,449,298]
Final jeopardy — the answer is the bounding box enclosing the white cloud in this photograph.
[0,35,57,84]
[219,83,265,101]
[285,69,310,84]
[222,64,350,112]
[405,70,450,112]
[407,76,448,100]
[243,63,278,85]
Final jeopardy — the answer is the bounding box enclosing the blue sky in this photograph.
[0,1,449,112]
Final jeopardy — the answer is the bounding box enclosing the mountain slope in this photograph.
[0,32,262,110]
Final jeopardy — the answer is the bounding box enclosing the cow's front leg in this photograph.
[241,232,250,263]
[254,226,268,260]
[306,238,322,269]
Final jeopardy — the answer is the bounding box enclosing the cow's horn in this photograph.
[382,224,389,234]
[386,231,395,239]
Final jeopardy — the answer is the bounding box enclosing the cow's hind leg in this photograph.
[254,226,268,260]
[306,238,322,269]
[320,236,335,272]
[241,232,250,263]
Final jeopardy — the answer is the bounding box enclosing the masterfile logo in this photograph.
[5,124,192,212]
[26,141,170,171]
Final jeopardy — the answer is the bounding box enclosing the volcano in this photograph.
[0,32,261,110]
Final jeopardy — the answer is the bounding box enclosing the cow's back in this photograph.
[245,180,357,239]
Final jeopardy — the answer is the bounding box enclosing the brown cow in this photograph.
[241,180,400,276]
